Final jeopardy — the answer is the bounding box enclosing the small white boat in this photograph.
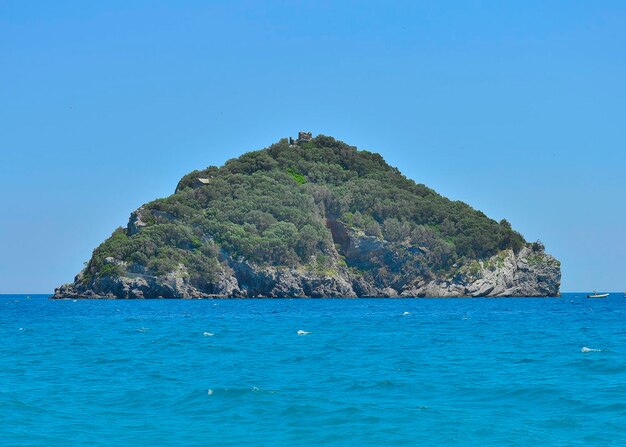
[586,291,609,298]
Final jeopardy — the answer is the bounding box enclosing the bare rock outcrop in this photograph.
[54,236,560,299]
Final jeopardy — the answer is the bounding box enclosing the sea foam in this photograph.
[581,347,601,353]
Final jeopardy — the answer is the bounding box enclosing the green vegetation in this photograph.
[286,167,307,185]
[84,135,528,287]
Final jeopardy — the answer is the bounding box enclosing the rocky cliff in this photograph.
[54,239,559,299]
[54,134,561,298]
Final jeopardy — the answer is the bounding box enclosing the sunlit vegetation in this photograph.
[84,135,527,286]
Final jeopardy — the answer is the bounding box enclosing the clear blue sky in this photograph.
[1,1,625,293]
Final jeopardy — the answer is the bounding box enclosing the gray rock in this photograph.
[53,231,560,299]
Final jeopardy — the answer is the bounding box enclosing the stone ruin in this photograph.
[289,131,313,146]
[298,131,312,142]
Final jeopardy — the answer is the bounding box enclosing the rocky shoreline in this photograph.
[54,243,560,299]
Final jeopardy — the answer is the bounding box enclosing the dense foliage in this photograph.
[83,135,527,286]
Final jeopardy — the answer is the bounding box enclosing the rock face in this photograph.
[53,134,561,299]
[399,246,561,298]
[54,233,560,299]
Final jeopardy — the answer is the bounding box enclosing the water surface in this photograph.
[2,293,626,446]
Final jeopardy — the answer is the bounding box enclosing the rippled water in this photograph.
[2,294,626,446]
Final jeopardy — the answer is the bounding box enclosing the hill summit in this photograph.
[55,133,560,298]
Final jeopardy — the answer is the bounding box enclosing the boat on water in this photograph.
[586,292,609,298]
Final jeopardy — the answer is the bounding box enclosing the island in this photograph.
[54,133,561,298]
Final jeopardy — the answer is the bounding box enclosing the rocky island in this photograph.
[54,133,561,298]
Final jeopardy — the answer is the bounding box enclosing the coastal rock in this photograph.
[54,243,559,299]
[398,246,560,297]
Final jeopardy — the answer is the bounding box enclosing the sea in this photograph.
[2,293,626,446]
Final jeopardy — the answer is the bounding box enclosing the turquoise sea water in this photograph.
[2,293,626,446]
